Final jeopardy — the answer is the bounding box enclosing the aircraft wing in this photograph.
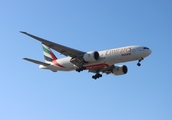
[20,31,85,58]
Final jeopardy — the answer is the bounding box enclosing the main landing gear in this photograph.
[137,58,144,66]
[76,66,86,72]
[92,73,102,80]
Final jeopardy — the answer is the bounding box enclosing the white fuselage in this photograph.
[39,46,152,72]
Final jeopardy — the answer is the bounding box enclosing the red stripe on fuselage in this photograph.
[52,60,65,68]
[85,63,109,70]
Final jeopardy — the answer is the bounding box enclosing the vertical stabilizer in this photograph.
[42,44,57,63]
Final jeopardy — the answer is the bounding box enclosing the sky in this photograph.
[0,0,172,120]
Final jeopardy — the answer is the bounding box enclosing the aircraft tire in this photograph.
[137,63,141,66]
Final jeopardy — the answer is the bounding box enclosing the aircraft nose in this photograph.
[145,49,152,57]
[142,47,152,57]
[148,49,152,55]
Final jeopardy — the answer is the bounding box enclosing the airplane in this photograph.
[21,31,152,79]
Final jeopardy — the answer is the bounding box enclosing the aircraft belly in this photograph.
[84,58,111,70]
[48,64,76,71]
[42,57,75,72]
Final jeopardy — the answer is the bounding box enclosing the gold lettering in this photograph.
[126,47,132,52]
[105,50,109,55]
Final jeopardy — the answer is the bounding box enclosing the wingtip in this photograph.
[20,31,27,34]
[23,58,27,60]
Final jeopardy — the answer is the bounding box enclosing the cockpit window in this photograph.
[143,47,149,49]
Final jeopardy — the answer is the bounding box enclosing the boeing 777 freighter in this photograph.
[21,31,152,79]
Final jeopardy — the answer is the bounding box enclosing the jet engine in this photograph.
[83,51,99,62]
[112,65,128,75]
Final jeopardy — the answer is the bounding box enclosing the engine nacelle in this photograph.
[112,65,128,75]
[83,51,99,62]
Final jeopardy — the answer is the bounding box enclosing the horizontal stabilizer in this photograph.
[23,58,50,66]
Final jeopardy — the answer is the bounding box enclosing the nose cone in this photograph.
[142,49,152,58]
[142,46,152,57]
[148,49,152,55]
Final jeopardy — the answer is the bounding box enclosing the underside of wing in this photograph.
[20,31,85,58]
[89,65,114,74]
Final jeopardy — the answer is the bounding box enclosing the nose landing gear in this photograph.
[137,63,141,66]
[137,58,144,66]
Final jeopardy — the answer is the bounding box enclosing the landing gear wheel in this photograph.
[137,63,141,66]
[92,73,102,80]
[76,68,81,72]
[137,58,143,66]
[92,76,97,80]
[97,74,102,78]
[76,66,86,72]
